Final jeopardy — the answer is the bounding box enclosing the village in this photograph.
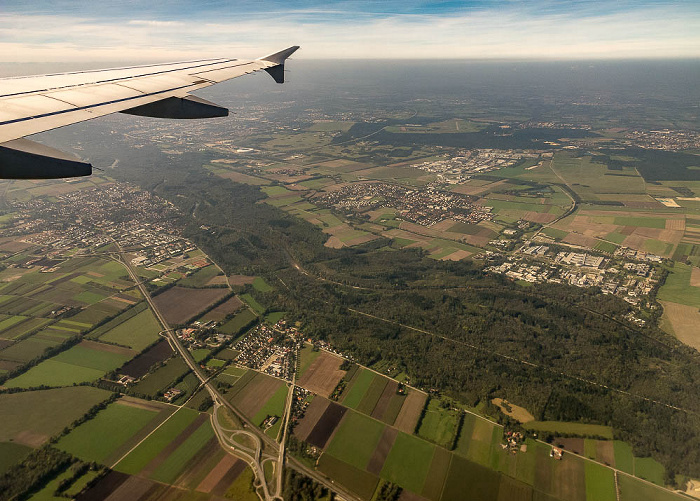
[315,182,493,227]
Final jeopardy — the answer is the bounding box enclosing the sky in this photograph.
[1,0,699,62]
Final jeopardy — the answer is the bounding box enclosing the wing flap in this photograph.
[45,83,144,107]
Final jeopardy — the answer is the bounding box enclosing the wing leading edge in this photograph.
[0,46,299,179]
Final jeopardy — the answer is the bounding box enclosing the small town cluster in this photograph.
[315,182,493,227]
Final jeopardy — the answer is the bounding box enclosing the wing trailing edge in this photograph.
[0,139,92,179]
[0,45,299,179]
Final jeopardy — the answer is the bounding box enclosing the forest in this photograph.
[110,145,700,482]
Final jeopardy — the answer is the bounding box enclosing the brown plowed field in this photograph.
[306,402,347,449]
[211,459,246,496]
[228,275,256,286]
[231,373,283,418]
[366,427,398,474]
[152,286,228,325]
[120,340,173,378]
[394,390,427,434]
[294,397,330,441]
[175,438,221,488]
[297,352,346,397]
[201,296,244,322]
[196,455,239,493]
[371,380,398,420]
[555,437,584,455]
[103,476,156,501]
[77,471,130,501]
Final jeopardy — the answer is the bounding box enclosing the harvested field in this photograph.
[550,454,586,501]
[691,268,700,287]
[597,440,616,467]
[366,427,398,475]
[660,301,700,351]
[119,339,173,378]
[296,351,346,397]
[492,398,535,423]
[440,250,471,261]
[394,390,427,434]
[230,373,283,418]
[152,286,228,325]
[200,296,244,322]
[371,380,398,419]
[293,397,330,442]
[306,402,347,449]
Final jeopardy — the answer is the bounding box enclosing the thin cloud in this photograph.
[0,2,698,63]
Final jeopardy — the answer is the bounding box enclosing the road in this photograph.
[110,240,360,501]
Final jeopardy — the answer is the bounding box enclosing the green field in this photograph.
[52,343,133,371]
[57,401,158,463]
[634,457,665,486]
[97,309,161,351]
[326,411,384,470]
[341,369,376,409]
[0,335,62,362]
[0,386,110,445]
[317,453,379,501]
[116,407,199,474]
[219,309,258,335]
[132,357,190,396]
[380,432,436,494]
[585,461,616,501]
[613,441,635,475]
[253,384,289,428]
[241,294,265,314]
[657,263,700,307]
[417,398,460,448]
[618,474,685,501]
[150,420,214,484]
[6,360,105,388]
[265,311,286,324]
[613,216,667,229]
[356,375,388,415]
[297,344,321,378]
[0,442,32,474]
[252,277,273,293]
[177,265,222,287]
[523,421,614,439]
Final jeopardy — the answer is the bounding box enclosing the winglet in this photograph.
[259,46,300,65]
[259,46,299,84]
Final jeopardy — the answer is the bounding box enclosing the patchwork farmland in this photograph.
[290,349,683,501]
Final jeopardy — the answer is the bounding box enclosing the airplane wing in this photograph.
[0,46,299,179]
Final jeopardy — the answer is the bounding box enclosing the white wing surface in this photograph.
[0,46,299,179]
